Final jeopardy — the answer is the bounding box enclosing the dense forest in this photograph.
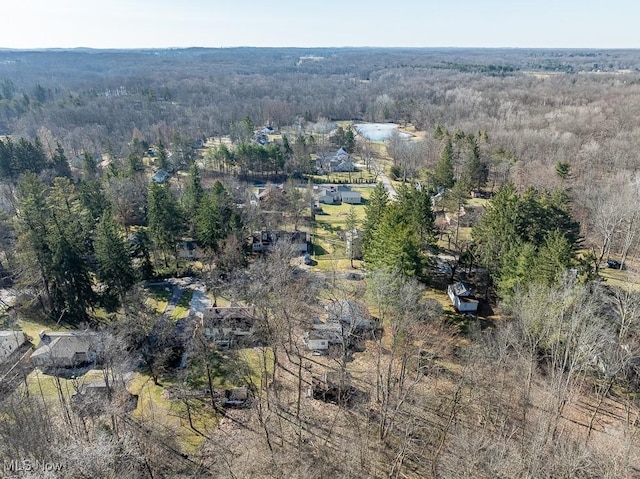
[1,47,640,478]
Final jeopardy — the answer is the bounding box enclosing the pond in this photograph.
[353,123,412,142]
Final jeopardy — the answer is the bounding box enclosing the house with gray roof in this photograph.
[31,331,101,369]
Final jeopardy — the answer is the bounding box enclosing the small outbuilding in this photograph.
[447,282,479,313]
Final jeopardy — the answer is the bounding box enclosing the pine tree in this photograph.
[82,151,98,180]
[94,209,136,305]
[182,163,204,232]
[147,182,184,267]
[195,191,223,252]
[365,205,424,278]
[461,137,487,190]
[51,143,72,178]
[362,182,389,256]
[15,173,54,308]
[46,178,95,322]
[434,139,455,189]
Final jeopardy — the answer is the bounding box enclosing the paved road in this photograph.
[370,159,397,200]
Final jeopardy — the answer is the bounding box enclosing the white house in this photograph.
[316,185,361,205]
[447,282,479,313]
[0,331,26,363]
[303,331,330,351]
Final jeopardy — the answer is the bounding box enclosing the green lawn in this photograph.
[146,285,172,314]
[312,187,371,262]
[16,318,68,345]
[23,368,104,402]
[599,266,640,291]
[170,289,194,320]
[128,372,214,455]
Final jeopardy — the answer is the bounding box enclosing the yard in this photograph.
[170,289,194,320]
[146,285,172,314]
[312,187,371,269]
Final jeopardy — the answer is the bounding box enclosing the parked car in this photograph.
[606,259,622,269]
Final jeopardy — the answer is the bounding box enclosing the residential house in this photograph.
[31,331,101,369]
[254,127,273,146]
[251,230,310,253]
[151,169,170,184]
[303,331,330,351]
[326,300,375,331]
[332,158,355,173]
[311,371,355,404]
[200,307,257,348]
[302,329,344,351]
[256,184,286,209]
[447,282,479,313]
[317,186,341,205]
[316,185,361,205]
[315,148,354,174]
[71,379,138,417]
[178,239,200,260]
[338,185,361,204]
[0,331,26,363]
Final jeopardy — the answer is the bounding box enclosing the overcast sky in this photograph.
[2,0,639,49]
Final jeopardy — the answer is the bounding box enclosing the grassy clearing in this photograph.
[17,319,68,345]
[185,347,273,391]
[171,289,194,320]
[238,347,274,388]
[128,372,213,455]
[146,285,172,314]
[312,187,371,263]
[22,368,105,402]
[599,267,640,291]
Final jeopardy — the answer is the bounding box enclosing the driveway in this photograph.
[370,159,397,200]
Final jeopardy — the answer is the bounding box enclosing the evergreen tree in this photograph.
[126,153,144,176]
[434,139,455,189]
[344,205,359,268]
[94,209,136,305]
[51,143,72,178]
[461,137,487,190]
[530,229,575,287]
[182,163,204,231]
[361,182,389,255]
[195,181,240,252]
[395,184,437,248]
[156,140,169,170]
[344,126,356,152]
[46,178,95,322]
[195,191,223,252]
[147,182,184,267]
[79,180,109,222]
[82,151,98,180]
[473,183,579,297]
[15,173,54,307]
[366,205,425,278]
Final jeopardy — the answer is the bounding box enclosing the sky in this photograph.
[2,0,640,50]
